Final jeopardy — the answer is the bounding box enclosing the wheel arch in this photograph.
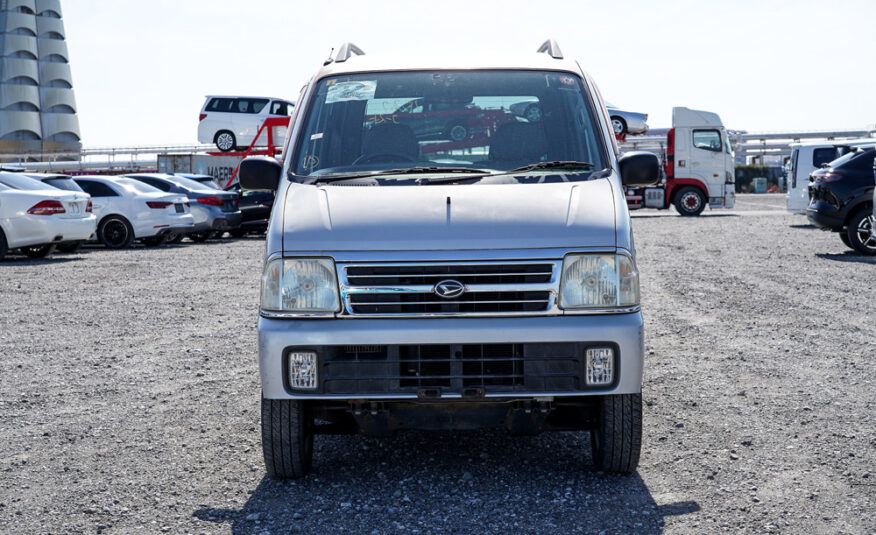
[841,199,873,227]
[667,179,708,207]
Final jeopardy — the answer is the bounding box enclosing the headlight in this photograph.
[559,254,639,309]
[260,258,340,313]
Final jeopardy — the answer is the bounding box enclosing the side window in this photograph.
[207,98,234,112]
[138,177,171,192]
[270,101,290,116]
[692,129,722,152]
[76,180,118,197]
[235,98,269,114]
[812,147,837,168]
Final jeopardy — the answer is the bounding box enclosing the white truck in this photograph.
[625,107,735,216]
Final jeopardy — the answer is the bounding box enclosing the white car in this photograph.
[72,176,195,248]
[198,95,294,152]
[0,172,96,260]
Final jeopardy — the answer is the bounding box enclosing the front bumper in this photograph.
[259,313,644,400]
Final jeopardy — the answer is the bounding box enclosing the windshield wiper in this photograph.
[308,166,491,184]
[419,161,601,185]
[507,160,596,173]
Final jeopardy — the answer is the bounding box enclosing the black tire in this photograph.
[214,130,236,152]
[0,229,8,261]
[98,216,135,249]
[674,186,706,217]
[611,116,627,136]
[445,122,468,142]
[22,244,56,259]
[839,232,852,249]
[56,241,83,253]
[141,235,165,247]
[229,229,247,238]
[591,393,642,474]
[845,208,876,255]
[188,231,213,243]
[262,397,314,479]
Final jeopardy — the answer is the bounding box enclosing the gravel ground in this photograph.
[1,193,873,535]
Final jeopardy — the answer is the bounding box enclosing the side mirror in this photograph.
[239,156,281,191]
[619,151,660,188]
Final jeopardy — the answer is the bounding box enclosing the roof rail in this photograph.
[335,42,365,63]
[536,39,563,60]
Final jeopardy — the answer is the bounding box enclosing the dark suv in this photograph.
[807,147,876,254]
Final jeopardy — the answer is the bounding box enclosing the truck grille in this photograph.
[338,261,561,317]
[318,343,586,395]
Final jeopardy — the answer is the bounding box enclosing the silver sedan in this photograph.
[605,102,648,136]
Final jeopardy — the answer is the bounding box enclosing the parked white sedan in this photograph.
[0,172,97,260]
[72,176,194,248]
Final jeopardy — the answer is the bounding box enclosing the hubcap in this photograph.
[449,125,467,141]
[856,214,876,250]
[612,119,624,135]
[217,133,234,150]
[682,192,702,212]
[525,105,542,122]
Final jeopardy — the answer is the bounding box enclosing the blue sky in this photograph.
[62,0,876,146]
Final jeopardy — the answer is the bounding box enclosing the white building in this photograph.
[0,0,80,157]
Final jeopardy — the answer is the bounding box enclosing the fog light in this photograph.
[288,351,318,390]
[585,347,614,386]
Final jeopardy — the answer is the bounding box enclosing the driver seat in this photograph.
[361,123,419,162]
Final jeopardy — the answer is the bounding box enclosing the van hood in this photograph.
[281,179,617,252]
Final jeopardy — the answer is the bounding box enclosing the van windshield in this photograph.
[291,70,607,183]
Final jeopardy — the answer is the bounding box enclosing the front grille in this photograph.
[318,343,586,395]
[339,261,561,317]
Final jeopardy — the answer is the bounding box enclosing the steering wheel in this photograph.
[352,153,417,165]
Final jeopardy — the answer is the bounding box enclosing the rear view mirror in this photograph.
[239,156,282,191]
[619,152,660,188]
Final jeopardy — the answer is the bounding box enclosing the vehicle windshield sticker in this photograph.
[559,75,576,86]
[302,155,320,170]
[310,132,324,140]
[325,81,377,103]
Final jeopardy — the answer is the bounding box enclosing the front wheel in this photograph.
[846,209,876,255]
[262,398,314,479]
[591,393,642,474]
[22,244,55,258]
[674,187,706,216]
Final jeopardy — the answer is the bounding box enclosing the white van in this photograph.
[786,139,876,214]
[198,96,294,152]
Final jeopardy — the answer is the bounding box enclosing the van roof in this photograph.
[313,50,583,79]
[790,138,876,149]
[203,95,291,102]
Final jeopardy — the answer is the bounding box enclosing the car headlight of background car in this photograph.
[559,253,639,309]
[260,258,340,314]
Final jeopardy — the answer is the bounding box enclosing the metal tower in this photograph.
[0,0,80,157]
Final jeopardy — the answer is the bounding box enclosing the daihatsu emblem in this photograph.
[434,280,465,299]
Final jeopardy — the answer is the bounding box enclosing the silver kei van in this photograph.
[239,40,660,479]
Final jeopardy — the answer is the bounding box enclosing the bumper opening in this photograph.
[284,342,620,397]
